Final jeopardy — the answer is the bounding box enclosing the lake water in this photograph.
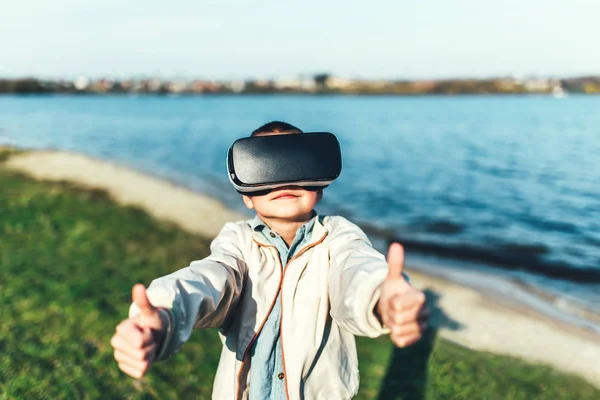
[1,94,599,323]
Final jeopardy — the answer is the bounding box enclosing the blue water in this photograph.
[1,94,599,313]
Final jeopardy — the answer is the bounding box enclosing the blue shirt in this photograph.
[248,214,317,400]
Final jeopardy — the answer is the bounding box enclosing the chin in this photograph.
[272,208,313,220]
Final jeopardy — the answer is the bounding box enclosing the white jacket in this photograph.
[130,215,391,399]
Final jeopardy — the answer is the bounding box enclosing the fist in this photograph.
[377,243,429,347]
[110,284,166,378]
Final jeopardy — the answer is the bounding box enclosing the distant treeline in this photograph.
[1,76,600,95]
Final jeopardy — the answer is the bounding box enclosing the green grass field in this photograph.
[1,150,598,399]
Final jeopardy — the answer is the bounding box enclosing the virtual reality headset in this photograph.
[227,132,342,195]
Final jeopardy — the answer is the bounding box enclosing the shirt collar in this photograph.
[251,212,318,235]
[251,213,328,248]
[250,214,267,232]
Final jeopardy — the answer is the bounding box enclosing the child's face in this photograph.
[242,186,322,222]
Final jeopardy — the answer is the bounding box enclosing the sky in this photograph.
[1,0,599,80]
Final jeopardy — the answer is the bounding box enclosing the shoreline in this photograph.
[3,147,599,388]
[2,147,247,239]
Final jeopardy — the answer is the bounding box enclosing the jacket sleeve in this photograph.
[128,222,247,360]
[328,218,392,338]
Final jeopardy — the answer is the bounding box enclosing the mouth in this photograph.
[272,192,298,200]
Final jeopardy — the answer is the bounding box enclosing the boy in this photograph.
[110,121,429,399]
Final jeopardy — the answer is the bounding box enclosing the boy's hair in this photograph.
[251,121,303,137]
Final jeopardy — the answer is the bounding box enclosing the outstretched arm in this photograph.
[328,233,393,337]
[328,221,428,345]
[111,222,248,378]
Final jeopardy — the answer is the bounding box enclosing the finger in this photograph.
[387,242,405,277]
[121,345,155,364]
[388,304,423,326]
[114,320,145,348]
[390,290,426,311]
[113,350,151,368]
[386,301,429,330]
[111,336,157,361]
[390,320,427,337]
[391,332,422,348]
[117,361,148,379]
[132,284,157,317]
[111,333,131,352]
[115,320,153,348]
[114,349,146,367]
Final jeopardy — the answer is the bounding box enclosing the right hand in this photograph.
[377,243,428,348]
[111,284,166,378]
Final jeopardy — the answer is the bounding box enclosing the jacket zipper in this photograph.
[278,232,328,400]
[236,232,327,400]
[236,240,283,400]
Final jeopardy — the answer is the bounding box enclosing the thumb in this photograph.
[386,242,405,277]
[132,284,157,317]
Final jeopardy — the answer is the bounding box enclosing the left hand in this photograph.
[376,242,429,347]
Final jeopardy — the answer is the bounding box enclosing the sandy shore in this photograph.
[4,149,600,388]
[4,149,247,238]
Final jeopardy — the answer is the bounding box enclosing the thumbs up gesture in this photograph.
[377,243,429,347]
[110,284,166,378]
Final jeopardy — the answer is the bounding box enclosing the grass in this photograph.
[0,146,21,162]
[1,151,598,399]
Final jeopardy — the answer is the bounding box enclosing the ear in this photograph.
[316,189,323,202]
[242,195,255,210]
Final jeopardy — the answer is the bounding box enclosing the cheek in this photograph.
[303,192,320,206]
[252,198,270,211]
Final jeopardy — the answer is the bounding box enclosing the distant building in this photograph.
[496,78,518,91]
[274,77,302,90]
[190,80,207,93]
[411,80,436,91]
[524,77,553,92]
[299,75,316,91]
[253,79,272,88]
[148,79,162,92]
[99,78,115,90]
[74,76,89,90]
[326,77,353,90]
[120,80,133,90]
[228,80,246,93]
[168,80,188,93]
